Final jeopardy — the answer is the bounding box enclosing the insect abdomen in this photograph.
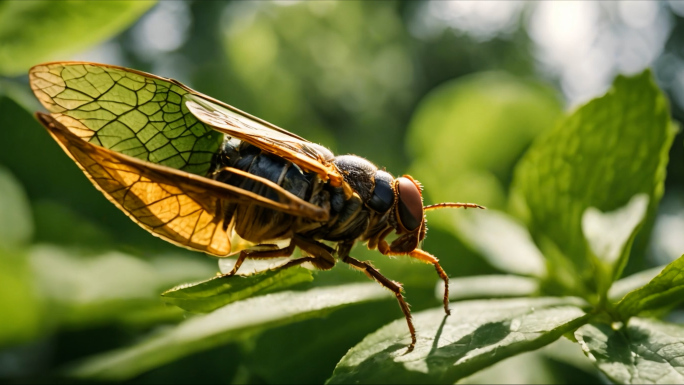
[213,139,316,241]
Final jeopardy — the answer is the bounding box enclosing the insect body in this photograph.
[30,62,483,351]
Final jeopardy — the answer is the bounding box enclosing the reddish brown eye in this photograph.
[396,177,423,231]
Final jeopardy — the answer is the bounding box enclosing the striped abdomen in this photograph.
[211,138,317,242]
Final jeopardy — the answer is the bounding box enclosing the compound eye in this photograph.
[396,177,423,231]
[368,171,394,212]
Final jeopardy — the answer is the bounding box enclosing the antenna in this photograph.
[423,202,486,211]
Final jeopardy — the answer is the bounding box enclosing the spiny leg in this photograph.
[409,249,451,316]
[225,236,336,278]
[223,242,296,276]
[277,255,332,270]
[291,235,336,270]
[379,241,451,316]
[341,253,417,352]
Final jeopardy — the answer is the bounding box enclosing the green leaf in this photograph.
[608,266,664,302]
[575,318,684,384]
[582,193,650,297]
[162,267,314,313]
[616,254,684,319]
[30,245,215,328]
[455,350,556,384]
[453,210,546,277]
[0,166,33,247]
[242,300,402,384]
[539,337,599,375]
[0,248,43,347]
[510,71,675,297]
[0,1,155,76]
[438,275,539,301]
[68,283,391,380]
[328,297,590,384]
[408,72,562,211]
[32,200,113,249]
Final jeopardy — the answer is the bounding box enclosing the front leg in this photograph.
[379,239,451,316]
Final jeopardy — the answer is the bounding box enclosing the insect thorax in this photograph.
[323,155,397,243]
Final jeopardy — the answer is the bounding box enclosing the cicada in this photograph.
[30,62,483,351]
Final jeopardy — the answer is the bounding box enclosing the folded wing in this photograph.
[185,94,344,187]
[36,113,328,256]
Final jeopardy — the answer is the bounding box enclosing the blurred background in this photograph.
[0,1,683,383]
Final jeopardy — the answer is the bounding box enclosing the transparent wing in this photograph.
[30,62,223,176]
[185,94,345,187]
[36,113,329,256]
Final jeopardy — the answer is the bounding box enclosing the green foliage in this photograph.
[608,266,665,301]
[328,297,590,384]
[68,284,391,381]
[451,209,547,277]
[325,70,680,384]
[455,350,557,384]
[0,166,33,247]
[510,71,676,299]
[32,200,114,249]
[29,245,214,329]
[162,267,313,313]
[0,248,42,347]
[616,254,684,319]
[0,1,155,76]
[0,168,41,347]
[440,275,539,300]
[220,1,411,165]
[408,72,562,211]
[575,318,684,384]
[582,193,650,298]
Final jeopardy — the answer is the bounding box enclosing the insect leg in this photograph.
[409,249,450,316]
[379,241,451,316]
[224,242,296,276]
[276,254,335,271]
[291,235,336,270]
[338,244,416,352]
[226,237,338,277]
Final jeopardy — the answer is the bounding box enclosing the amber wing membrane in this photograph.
[30,62,223,176]
[36,113,328,256]
[185,95,344,187]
